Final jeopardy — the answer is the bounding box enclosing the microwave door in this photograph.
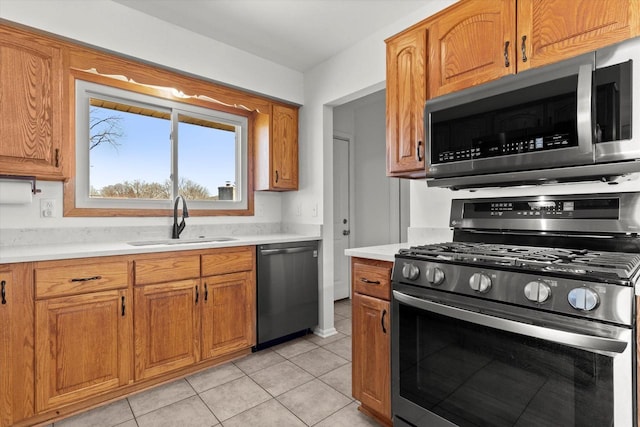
[426,53,597,181]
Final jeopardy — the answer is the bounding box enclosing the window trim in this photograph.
[65,73,255,217]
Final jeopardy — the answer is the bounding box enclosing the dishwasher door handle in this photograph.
[260,247,316,256]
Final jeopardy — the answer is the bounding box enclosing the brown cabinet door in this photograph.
[35,289,132,411]
[271,104,299,190]
[134,280,200,380]
[0,264,34,427]
[352,293,391,419]
[0,27,64,179]
[428,0,516,98]
[201,271,255,359]
[517,0,640,71]
[386,27,428,177]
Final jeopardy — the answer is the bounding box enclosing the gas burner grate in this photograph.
[401,242,640,280]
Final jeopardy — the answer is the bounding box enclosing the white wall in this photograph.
[291,0,457,335]
[0,0,304,231]
[334,90,405,248]
[0,0,303,104]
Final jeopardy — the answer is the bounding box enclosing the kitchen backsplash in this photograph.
[0,222,322,247]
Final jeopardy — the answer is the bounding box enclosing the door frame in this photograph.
[333,132,354,300]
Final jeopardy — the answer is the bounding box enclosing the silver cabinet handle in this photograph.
[393,290,627,355]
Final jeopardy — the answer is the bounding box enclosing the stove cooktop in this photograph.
[399,242,640,282]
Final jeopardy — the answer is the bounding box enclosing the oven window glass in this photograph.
[397,303,614,427]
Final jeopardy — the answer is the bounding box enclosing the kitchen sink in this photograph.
[127,237,236,246]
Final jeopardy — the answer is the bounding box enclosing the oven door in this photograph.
[392,288,634,427]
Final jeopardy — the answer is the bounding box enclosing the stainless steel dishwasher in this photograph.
[256,240,319,349]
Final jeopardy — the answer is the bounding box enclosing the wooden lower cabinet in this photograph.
[202,271,255,359]
[33,256,132,414]
[35,289,132,411]
[351,257,392,426]
[134,279,200,380]
[352,293,391,421]
[0,263,35,427]
[3,247,257,426]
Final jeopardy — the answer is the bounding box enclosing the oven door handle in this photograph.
[393,291,628,355]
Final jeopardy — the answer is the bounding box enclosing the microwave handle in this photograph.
[577,62,594,154]
[393,290,627,355]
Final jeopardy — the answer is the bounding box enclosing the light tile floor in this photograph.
[50,299,379,427]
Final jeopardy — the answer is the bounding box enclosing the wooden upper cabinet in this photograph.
[255,104,299,191]
[386,26,428,177]
[272,104,299,190]
[428,0,516,98]
[517,0,640,71]
[428,0,640,96]
[0,26,64,180]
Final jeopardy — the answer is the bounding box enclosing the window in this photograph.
[75,80,249,213]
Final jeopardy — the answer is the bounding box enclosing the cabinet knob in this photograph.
[1,280,6,305]
[521,35,528,62]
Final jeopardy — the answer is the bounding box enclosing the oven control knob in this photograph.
[469,273,491,293]
[524,281,551,303]
[402,263,420,280]
[426,267,445,285]
[568,287,599,311]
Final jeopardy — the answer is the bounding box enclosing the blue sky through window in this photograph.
[89,106,236,198]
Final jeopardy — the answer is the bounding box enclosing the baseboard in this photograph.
[313,326,338,338]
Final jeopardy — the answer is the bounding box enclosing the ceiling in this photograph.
[112,0,430,72]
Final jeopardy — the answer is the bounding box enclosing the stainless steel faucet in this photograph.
[172,195,189,239]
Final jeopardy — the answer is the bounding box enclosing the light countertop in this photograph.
[0,233,320,264]
[344,229,453,262]
[344,243,410,262]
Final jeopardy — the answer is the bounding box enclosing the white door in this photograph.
[333,137,350,300]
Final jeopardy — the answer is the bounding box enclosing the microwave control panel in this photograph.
[437,132,573,163]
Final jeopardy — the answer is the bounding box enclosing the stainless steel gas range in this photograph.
[392,192,640,427]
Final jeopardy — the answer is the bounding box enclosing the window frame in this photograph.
[66,75,254,217]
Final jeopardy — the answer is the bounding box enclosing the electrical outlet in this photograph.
[296,203,302,216]
[311,203,318,217]
[41,199,55,218]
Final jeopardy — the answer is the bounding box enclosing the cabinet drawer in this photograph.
[35,259,128,299]
[134,254,200,285]
[352,258,392,300]
[202,246,254,276]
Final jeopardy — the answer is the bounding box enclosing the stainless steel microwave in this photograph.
[425,37,640,189]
